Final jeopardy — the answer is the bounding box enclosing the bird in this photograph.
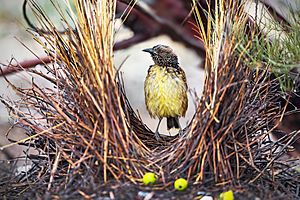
[143,44,188,139]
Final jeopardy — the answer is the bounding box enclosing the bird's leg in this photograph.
[154,118,163,140]
[178,122,184,137]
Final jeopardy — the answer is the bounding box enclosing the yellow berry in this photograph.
[174,178,188,191]
[142,172,156,185]
[220,190,234,200]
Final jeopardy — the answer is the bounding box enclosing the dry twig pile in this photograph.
[0,0,299,199]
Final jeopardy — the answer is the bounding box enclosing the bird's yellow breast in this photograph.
[144,65,188,118]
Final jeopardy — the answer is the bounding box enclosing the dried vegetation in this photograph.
[0,0,299,199]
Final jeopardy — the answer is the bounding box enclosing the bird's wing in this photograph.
[177,67,188,90]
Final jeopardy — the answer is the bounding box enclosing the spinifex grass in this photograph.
[0,0,299,199]
[237,12,300,91]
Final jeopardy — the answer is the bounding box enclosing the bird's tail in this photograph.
[167,117,180,130]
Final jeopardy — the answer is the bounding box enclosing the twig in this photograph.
[47,151,61,191]
[0,56,52,76]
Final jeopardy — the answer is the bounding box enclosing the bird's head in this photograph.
[143,45,179,68]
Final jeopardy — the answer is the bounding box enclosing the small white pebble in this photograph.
[200,196,213,200]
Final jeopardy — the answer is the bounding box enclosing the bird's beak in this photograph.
[142,48,155,54]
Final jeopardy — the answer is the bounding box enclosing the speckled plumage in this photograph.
[143,45,188,135]
[144,64,188,118]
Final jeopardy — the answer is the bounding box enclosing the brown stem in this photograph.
[0,56,52,76]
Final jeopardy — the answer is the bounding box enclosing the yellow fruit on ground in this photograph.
[174,178,188,191]
[142,172,156,185]
[219,190,234,200]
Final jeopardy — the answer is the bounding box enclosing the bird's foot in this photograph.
[178,129,184,137]
[154,131,161,141]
